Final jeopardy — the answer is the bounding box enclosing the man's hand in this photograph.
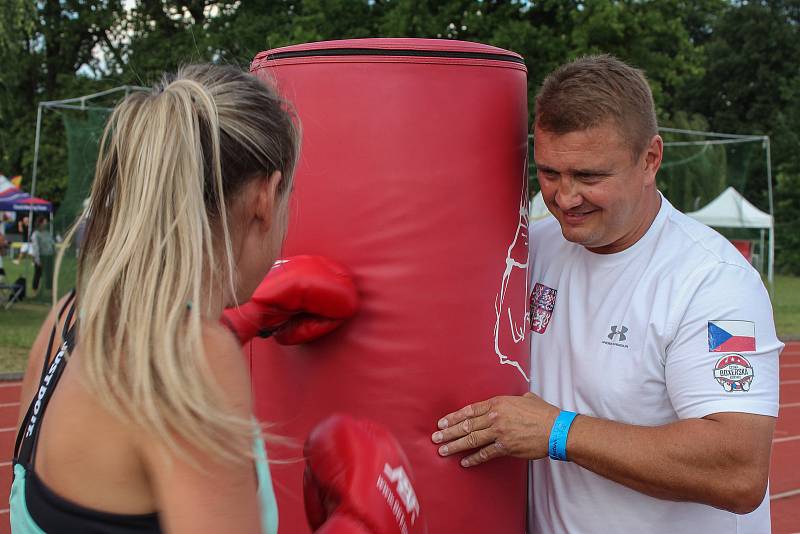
[433,395,775,513]
[431,392,560,467]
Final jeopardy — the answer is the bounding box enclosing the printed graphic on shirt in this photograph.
[713,353,754,392]
[530,283,557,335]
[602,325,629,348]
[708,320,756,352]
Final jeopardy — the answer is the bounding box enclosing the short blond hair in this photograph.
[534,55,657,156]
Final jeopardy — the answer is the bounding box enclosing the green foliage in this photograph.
[567,0,712,120]
[681,0,800,272]
[772,275,800,338]
[0,0,123,203]
[776,171,800,274]
[0,253,78,373]
[658,112,728,213]
[0,0,799,273]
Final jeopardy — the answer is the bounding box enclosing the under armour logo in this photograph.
[608,325,628,342]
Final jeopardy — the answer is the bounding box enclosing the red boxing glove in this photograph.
[310,516,372,534]
[304,414,426,534]
[221,255,359,345]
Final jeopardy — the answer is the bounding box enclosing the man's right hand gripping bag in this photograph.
[250,39,531,533]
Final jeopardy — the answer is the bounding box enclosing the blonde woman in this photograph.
[12,64,298,533]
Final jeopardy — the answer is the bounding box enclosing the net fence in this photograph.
[56,108,110,237]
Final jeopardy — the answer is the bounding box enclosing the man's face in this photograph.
[533,121,661,254]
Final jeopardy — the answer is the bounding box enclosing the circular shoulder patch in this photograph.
[713,353,754,392]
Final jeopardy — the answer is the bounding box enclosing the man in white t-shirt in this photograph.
[431,55,781,533]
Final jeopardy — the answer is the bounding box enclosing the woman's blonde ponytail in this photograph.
[62,64,298,462]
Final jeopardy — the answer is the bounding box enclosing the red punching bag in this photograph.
[250,38,530,533]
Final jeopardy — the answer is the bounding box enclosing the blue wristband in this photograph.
[548,411,578,461]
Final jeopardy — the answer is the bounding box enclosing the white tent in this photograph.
[0,175,15,192]
[529,191,552,221]
[686,186,774,286]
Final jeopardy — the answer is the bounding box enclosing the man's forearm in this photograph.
[432,396,774,514]
[566,413,773,514]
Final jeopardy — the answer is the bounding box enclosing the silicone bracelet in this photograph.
[548,411,578,461]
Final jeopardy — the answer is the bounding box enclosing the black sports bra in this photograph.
[12,290,161,533]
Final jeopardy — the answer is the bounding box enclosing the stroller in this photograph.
[0,276,25,310]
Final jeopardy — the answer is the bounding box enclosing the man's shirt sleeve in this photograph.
[665,262,782,419]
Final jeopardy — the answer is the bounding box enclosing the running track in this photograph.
[0,344,798,533]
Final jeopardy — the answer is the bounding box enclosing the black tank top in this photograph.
[13,291,161,533]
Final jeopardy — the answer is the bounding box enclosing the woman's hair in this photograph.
[55,64,299,462]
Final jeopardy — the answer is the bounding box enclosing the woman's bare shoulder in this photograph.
[199,319,252,413]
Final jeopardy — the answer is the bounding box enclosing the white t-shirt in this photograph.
[527,195,782,534]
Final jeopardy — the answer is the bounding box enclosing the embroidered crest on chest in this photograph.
[529,283,557,334]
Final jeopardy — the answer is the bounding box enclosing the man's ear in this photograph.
[254,170,283,231]
[642,134,663,186]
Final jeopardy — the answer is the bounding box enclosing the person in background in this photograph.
[30,215,55,295]
[17,215,29,240]
[0,231,7,283]
[13,215,31,265]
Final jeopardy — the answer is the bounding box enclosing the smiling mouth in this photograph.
[561,210,596,223]
[563,209,596,216]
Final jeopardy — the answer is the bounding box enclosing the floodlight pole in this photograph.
[765,136,775,294]
[27,103,44,241]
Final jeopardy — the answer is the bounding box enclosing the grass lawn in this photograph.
[1,257,800,374]
[0,251,77,374]
[772,275,800,340]
[0,301,48,373]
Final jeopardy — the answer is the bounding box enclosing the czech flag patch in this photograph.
[708,321,756,352]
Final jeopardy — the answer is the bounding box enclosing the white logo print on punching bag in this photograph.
[494,157,530,381]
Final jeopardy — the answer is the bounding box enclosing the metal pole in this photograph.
[658,126,763,140]
[769,226,775,292]
[765,137,775,293]
[28,103,44,242]
[661,138,763,147]
[36,85,147,108]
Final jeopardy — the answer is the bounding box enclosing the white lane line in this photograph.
[781,380,800,385]
[781,363,800,368]
[781,402,800,408]
[0,461,10,467]
[0,508,8,514]
[0,427,16,433]
[772,488,800,500]
[0,402,19,408]
[774,435,800,444]
[0,382,20,388]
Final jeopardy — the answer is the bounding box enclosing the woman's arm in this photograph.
[137,322,262,533]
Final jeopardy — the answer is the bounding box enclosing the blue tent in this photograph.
[0,185,52,213]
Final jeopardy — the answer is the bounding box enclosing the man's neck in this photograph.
[587,190,662,255]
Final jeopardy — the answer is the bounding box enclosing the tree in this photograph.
[659,112,728,213]
[0,0,37,178]
[683,0,800,272]
[0,1,123,205]
[4,0,796,269]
